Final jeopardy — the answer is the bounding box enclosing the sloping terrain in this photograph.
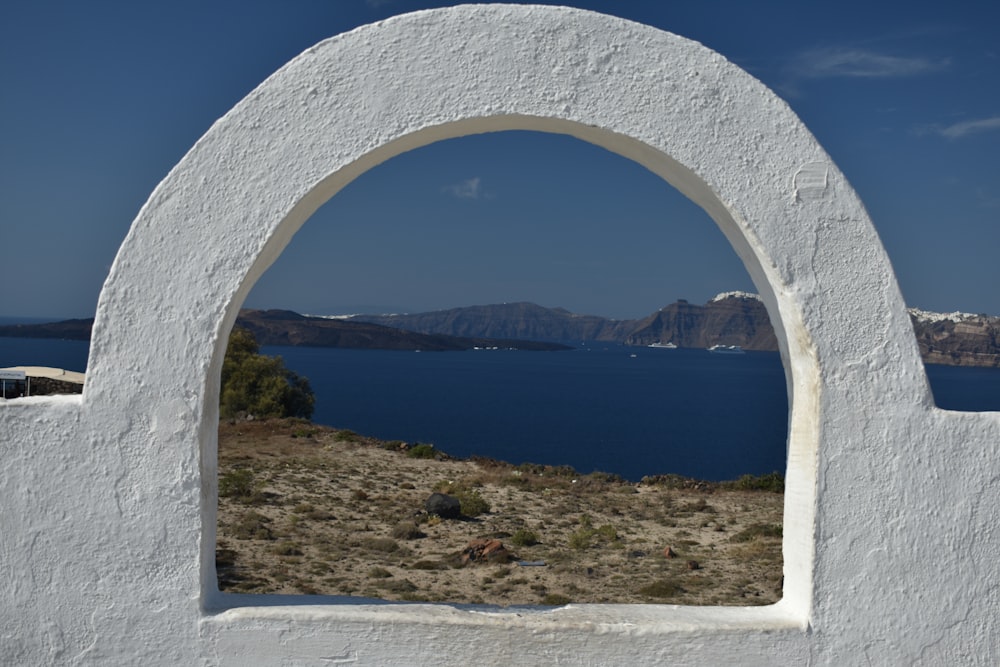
[217,420,784,606]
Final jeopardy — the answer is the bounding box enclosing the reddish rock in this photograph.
[460,538,515,565]
[663,546,677,559]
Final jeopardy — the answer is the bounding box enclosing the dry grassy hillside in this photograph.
[217,419,784,606]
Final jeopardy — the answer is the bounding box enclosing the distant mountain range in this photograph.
[0,310,570,353]
[340,292,778,350]
[339,292,999,367]
[2,294,998,367]
[232,310,570,351]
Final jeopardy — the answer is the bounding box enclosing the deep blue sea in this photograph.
[3,336,999,481]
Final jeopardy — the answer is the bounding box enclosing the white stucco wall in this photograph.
[2,4,998,664]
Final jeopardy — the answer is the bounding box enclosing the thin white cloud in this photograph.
[940,116,1000,139]
[443,177,484,199]
[791,47,949,79]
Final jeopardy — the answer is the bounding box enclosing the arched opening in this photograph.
[199,109,816,616]
[63,6,884,630]
[215,130,790,604]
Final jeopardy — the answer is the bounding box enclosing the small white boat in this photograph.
[708,344,745,354]
[647,341,677,349]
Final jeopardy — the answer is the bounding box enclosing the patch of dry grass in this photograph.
[217,419,784,605]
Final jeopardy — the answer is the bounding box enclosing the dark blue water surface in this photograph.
[264,345,789,481]
[0,337,91,372]
[3,337,999,481]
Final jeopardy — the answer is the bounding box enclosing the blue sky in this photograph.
[2,0,998,320]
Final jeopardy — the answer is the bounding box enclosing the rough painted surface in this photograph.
[1,4,998,664]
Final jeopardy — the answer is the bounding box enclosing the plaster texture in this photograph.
[2,4,998,665]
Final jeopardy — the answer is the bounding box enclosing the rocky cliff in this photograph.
[909,310,1000,368]
[623,293,777,350]
[347,294,999,367]
[349,293,776,350]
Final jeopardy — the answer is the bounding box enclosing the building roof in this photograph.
[0,366,85,385]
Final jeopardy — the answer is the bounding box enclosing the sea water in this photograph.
[2,337,999,481]
[267,344,789,481]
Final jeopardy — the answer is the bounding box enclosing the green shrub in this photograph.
[270,541,303,556]
[391,521,425,540]
[360,537,399,553]
[729,523,783,543]
[723,472,785,493]
[219,468,265,504]
[230,511,273,540]
[455,488,491,517]
[379,579,418,594]
[220,327,314,420]
[410,560,450,571]
[407,443,438,459]
[568,530,591,550]
[638,578,684,598]
[540,593,572,606]
[510,529,539,547]
[568,518,619,550]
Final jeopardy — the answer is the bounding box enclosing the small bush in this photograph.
[431,479,453,493]
[510,529,539,547]
[729,523,783,543]
[270,541,303,556]
[722,472,785,493]
[679,498,716,514]
[568,519,619,550]
[638,578,684,598]
[391,521,425,540]
[540,593,572,606]
[219,468,264,503]
[367,567,392,579]
[335,429,361,442]
[595,524,619,541]
[567,529,592,550]
[230,511,273,540]
[361,537,399,553]
[380,579,418,594]
[407,443,438,459]
[219,468,256,500]
[455,488,491,517]
[410,560,450,571]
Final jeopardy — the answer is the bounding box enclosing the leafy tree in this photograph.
[220,327,315,420]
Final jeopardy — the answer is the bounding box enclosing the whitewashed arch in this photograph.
[3,5,998,665]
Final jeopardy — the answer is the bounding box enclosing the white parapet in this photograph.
[1,4,998,665]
